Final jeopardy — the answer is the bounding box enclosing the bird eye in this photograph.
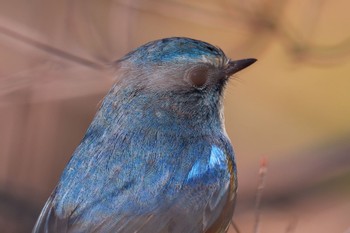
[186,65,209,89]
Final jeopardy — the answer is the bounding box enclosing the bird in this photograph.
[33,37,256,233]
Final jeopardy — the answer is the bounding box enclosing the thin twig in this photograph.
[253,157,268,233]
[230,219,240,233]
[285,216,298,233]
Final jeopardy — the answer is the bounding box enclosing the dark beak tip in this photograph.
[227,58,257,76]
[234,58,257,70]
[244,58,258,65]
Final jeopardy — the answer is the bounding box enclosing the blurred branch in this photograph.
[0,25,104,70]
[1,0,348,67]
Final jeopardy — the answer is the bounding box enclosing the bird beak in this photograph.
[225,58,257,77]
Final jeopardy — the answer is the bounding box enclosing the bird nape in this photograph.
[33,37,256,233]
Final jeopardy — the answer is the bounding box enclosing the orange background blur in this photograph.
[0,1,349,232]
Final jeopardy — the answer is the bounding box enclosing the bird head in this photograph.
[103,37,256,131]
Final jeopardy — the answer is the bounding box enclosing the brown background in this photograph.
[0,0,349,232]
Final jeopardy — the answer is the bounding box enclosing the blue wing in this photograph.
[33,123,236,233]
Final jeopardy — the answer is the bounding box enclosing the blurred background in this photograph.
[0,0,349,232]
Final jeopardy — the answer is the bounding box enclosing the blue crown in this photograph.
[120,37,227,65]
